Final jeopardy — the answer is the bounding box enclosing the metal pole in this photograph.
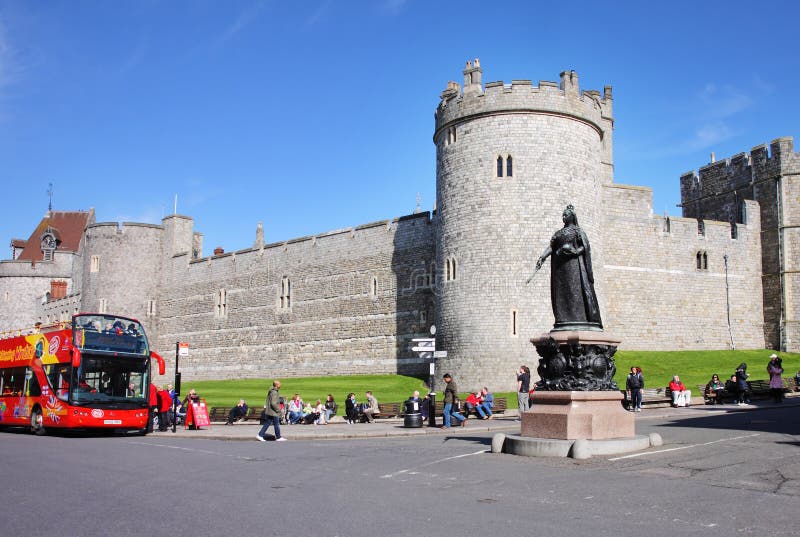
[172,342,179,433]
[723,254,735,350]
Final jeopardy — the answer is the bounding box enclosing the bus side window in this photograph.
[26,368,41,397]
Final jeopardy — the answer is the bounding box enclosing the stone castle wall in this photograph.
[680,137,800,350]
[602,184,764,349]
[0,252,76,334]
[155,213,434,381]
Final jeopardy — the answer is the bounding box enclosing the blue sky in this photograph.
[1,0,798,255]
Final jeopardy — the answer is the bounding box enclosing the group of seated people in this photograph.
[287,393,339,425]
[462,387,495,419]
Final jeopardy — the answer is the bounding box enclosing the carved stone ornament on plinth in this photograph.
[523,331,634,441]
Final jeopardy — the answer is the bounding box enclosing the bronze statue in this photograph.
[532,204,602,332]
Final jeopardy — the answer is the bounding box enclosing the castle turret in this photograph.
[433,61,614,389]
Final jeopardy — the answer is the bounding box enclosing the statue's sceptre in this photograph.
[526,253,547,284]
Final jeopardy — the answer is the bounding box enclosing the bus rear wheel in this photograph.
[31,408,46,436]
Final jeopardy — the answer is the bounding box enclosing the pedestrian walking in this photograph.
[441,373,466,429]
[257,381,286,442]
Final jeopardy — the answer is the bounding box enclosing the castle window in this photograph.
[43,249,53,262]
[664,217,671,234]
[740,201,747,225]
[506,155,513,177]
[280,277,292,309]
[696,251,708,271]
[447,127,457,145]
[90,255,100,273]
[731,223,738,240]
[98,298,107,314]
[511,309,518,336]
[445,257,457,281]
[371,277,378,297]
[147,299,157,317]
[215,289,227,318]
[496,156,504,178]
[698,220,705,236]
[420,310,427,325]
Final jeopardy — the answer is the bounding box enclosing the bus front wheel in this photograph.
[31,408,46,436]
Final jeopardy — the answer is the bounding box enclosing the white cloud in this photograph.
[216,0,267,47]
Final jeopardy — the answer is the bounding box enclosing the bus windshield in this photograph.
[46,354,150,406]
[73,314,148,355]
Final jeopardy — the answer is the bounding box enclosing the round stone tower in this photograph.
[432,59,614,391]
[81,222,163,339]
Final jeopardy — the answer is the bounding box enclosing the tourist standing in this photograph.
[517,365,531,414]
[626,366,644,412]
[767,354,784,403]
[441,373,466,429]
[257,381,285,442]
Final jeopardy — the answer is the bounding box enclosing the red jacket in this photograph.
[158,389,172,412]
[149,383,158,406]
[669,380,686,392]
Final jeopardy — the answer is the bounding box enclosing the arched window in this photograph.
[445,257,457,282]
[280,277,292,309]
[731,222,738,239]
[698,219,705,236]
[506,155,513,177]
[702,252,708,270]
[664,217,671,233]
[496,156,504,178]
[696,252,703,270]
[371,277,378,296]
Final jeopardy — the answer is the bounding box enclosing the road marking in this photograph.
[380,449,487,479]
[607,433,761,461]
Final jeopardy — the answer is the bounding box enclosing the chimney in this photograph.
[50,280,68,300]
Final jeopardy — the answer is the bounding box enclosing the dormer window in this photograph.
[41,232,57,261]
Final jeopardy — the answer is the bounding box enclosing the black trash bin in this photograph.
[403,399,423,428]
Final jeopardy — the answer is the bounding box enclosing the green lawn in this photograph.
[179,350,800,409]
[614,349,800,390]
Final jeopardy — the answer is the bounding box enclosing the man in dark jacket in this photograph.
[441,373,466,429]
[257,381,286,442]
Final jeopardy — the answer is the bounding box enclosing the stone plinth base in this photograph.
[495,432,662,459]
[521,391,634,440]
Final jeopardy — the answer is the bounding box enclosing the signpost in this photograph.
[172,342,189,433]
[411,325,440,427]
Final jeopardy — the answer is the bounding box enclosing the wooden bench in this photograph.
[211,397,509,423]
[209,406,261,423]
[620,387,672,408]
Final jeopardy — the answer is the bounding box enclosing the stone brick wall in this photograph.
[680,137,800,350]
[0,252,76,334]
[602,186,764,349]
[154,213,434,381]
[81,222,163,339]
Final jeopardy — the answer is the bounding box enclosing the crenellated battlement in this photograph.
[680,137,799,206]
[434,59,613,141]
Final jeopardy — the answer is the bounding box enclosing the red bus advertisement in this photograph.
[0,313,165,435]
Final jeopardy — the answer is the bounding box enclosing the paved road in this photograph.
[3,403,799,537]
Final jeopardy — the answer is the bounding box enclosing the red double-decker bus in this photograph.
[0,313,165,435]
